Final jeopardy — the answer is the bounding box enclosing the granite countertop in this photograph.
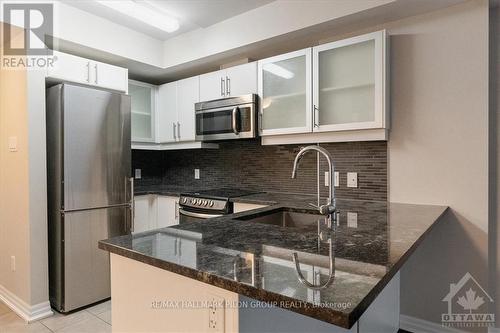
[99,190,448,329]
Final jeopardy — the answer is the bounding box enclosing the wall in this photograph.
[384,0,491,331]
[0,23,50,317]
[0,24,32,305]
[133,140,388,201]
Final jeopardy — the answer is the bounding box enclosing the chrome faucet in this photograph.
[291,145,336,218]
[291,145,337,290]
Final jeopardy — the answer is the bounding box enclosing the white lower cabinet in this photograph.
[157,195,179,228]
[133,195,157,234]
[133,194,179,233]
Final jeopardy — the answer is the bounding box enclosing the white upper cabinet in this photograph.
[199,62,257,101]
[176,77,198,142]
[47,51,128,93]
[199,70,224,102]
[47,51,91,85]
[93,62,129,93]
[258,30,388,142]
[157,82,177,143]
[313,30,387,132]
[130,80,157,143]
[225,62,257,97]
[258,49,312,135]
[157,77,199,143]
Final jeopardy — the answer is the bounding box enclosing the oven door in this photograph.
[179,208,223,224]
[195,103,255,141]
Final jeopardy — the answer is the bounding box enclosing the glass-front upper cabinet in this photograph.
[313,30,387,132]
[258,48,312,135]
[129,80,157,143]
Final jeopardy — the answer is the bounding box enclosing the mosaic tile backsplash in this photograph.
[132,139,387,201]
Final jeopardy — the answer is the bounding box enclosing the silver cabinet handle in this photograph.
[173,122,177,140]
[174,201,179,221]
[86,62,90,82]
[94,63,98,84]
[174,238,178,255]
[177,121,181,139]
[129,177,135,233]
[177,238,182,257]
[226,76,230,96]
[221,77,225,97]
[231,107,240,135]
[313,105,320,128]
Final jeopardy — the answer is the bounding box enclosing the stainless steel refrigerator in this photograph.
[46,83,132,312]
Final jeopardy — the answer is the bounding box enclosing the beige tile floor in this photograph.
[0,300,111,333]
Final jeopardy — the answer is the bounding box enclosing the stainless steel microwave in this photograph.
[195,94,257,141]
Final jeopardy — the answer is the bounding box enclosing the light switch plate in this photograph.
[334,172,339,187]
[194,169,200,179]
[8,136,17,152]
[347,172,358,188]
[134,169,141,179]
[347,212,358,228]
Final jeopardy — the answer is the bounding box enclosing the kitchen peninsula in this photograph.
[99,195,447,333]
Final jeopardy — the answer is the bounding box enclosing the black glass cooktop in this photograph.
[183,188,261,200]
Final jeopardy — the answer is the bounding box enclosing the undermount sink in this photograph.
[235,208,326,230]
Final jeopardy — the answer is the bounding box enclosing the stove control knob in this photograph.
[191,199,196,205]
[209,200,214,207]
[203,200,208,206]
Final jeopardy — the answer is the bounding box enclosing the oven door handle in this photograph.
[179,209,223,219]
[232,107,240,135]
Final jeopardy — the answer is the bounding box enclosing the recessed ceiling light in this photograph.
[263,63,294,79]
[96,0,179,33]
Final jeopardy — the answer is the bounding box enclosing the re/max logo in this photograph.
[2,3,53,56]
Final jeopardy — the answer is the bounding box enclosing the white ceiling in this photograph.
[63,0,275,41]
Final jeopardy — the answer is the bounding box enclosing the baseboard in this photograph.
[400,314,466,333]
[0,284,53,323]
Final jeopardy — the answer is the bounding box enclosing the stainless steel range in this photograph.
[179,188,260,223]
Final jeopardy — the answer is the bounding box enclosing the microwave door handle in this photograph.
[231,107,240,135]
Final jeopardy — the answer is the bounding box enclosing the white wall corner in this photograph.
[399,314,467,333]
[0,284,53,323]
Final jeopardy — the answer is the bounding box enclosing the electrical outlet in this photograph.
[347,172,358,188]
[347,212,358,228]
[134,169,141,179]
[325,172,340,187]
[207,294,225,332]
[194,169,200,179]
[10,256,15,272]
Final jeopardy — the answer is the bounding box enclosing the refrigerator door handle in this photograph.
[129,177,135,233]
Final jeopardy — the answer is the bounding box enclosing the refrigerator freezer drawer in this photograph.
[51,206,129,312]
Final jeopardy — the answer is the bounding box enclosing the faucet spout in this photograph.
[291,145,336,217]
